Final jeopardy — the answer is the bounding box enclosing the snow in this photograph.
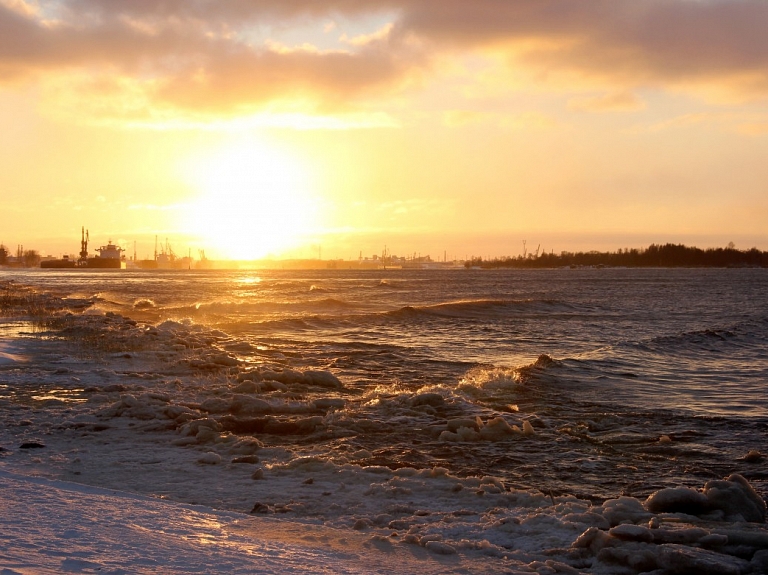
[1,297,767,574]
[0,470,473,575]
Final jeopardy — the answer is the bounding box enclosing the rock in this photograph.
[19,441,45,449]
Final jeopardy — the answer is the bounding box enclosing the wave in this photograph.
[500,317,768,417]
[162,297,359,318]
[386,299,576,320]
[621,316,768,359]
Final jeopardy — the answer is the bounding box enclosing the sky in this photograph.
[2,0,768,261]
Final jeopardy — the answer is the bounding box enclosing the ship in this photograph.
[88,238,124,268]
[130,237,186,270]
[40,255,76,268]
[40,228,125,269]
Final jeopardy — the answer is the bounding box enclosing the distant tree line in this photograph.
[0,243,40,267]
[466,243,768,269]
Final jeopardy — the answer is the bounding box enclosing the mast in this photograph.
[79,227,89,264]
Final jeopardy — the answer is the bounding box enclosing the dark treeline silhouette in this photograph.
[466,243,768,269]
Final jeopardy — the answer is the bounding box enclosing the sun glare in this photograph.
[184,140,319,260]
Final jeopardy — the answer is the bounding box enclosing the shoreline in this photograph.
[1,280,766,574]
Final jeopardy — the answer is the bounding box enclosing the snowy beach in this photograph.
[1,271,767,574]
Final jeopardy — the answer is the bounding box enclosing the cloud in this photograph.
[737,121,768,136]
[443,109,556,130]
[2,0,767,122]
[568,91,646,113]
[0,1,417,116]
[395,0,768,98]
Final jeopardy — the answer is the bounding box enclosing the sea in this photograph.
[8,266,767,505]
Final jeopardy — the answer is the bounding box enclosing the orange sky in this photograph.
[2,0,768,261]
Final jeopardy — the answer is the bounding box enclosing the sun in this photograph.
[183,139,319,260]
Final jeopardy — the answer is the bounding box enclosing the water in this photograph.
[8,267,768,501]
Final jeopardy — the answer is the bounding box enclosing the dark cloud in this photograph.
[395,0,768,87]
[2,0,767,115]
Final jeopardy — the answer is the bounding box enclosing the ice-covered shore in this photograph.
[1,286,767,574]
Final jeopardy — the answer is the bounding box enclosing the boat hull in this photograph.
[40,259,76,269]
[86,258,123,269]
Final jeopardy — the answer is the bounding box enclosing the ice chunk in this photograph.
[478,417,519,440]
[446,418,477,432]
[608,524,653,543]
[602,496,652,526]
[596,544,659,573]
[751,550,768,574]
[303,370,343,389]
[644,486,710,516]
[229,395,273,416]
[522,420,535,436]
[409,393,444,407]
[456,426,479,441]
[199,398,231,414]
[743,449,763,463]
[197,452,221,465]
[313,398,345,410]
[178,418,222,437]
[657,544,749,575]
[424,541,456,555]
[562,512,610,530]
[703,473,766,522]
[571,527,614,554]
[232,381,258,394]
[649,527,710,545]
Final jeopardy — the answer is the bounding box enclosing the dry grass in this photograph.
[0,280,148,359]
[0,281,63,325]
